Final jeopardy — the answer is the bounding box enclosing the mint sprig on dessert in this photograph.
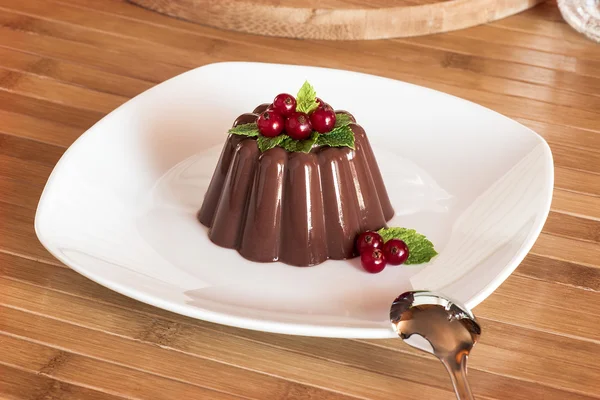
[228,122,260,137]
[316,122,355,149]
[228,81,355,153]
[257,132,319,153]
[257,134,287,152]
[355,228,438,273]
[333,113,353,128]
[295,81,320,114]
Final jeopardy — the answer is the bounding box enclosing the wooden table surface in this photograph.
[1,0,599,399]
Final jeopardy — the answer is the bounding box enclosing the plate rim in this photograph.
[34,61,555,338]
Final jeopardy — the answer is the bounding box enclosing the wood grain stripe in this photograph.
[0,7,203,69]
[0,155,53,188]
[532,233,600,270]
[544,212,600,243]
[0,132,65,166]
[0,90,101,129]
[555,167,600,198]
[450,25,600,61]
[0,67,127,113]
[0,334,250,400]
[0,28,185,83]
[0,46,152,98]
[321,39,600,99]
[552,190,600,221]
[0,363,129,400]
[0,201,57,265]
[516,118,600,154]
[515,253,600,292]
[549,144,600,175]
[0,177,43,210]
[492,13,590,42]
[0,110,82,148]
[399,32,600,78]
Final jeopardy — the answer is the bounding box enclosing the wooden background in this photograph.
[1,0,600,399]
[127,0,544,40]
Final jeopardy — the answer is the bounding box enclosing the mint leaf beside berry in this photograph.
[334,113,353,128]
[316,125,355,149]
[377,227,438,265]
[281,131,319,153]
[295,81,319,114]
[228,122,260,137]
[258,134,289,152]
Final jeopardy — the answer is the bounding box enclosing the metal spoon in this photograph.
[390,291,481,400]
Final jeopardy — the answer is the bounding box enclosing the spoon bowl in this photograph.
[390,291,481,400]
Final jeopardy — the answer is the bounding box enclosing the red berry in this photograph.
[310,108,336,133]
[361,248,387,273]
[315,98,334,112]
[356,231,383,254]
[272,93,296,116]
[257,111,284,137]
[285,112,312,140]
[383,239,409,265]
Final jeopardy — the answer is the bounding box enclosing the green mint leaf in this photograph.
[316,125,355,149]
[334,113,353,128]
[296,81,319,114]
[281,131,319,153]
[228,122,259,137]
[377,227,438,265]
[257,134,288,152]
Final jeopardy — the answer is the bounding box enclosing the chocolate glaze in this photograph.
[239,147,288,262]
[253,103,270,114]
[198,110,395,267]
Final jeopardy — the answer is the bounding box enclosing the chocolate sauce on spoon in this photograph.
[390,291,481,400]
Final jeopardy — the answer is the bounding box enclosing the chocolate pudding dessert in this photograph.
[198,82,394,267]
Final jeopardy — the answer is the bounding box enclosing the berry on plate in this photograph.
[361,248,387,273]
[383,239,409,265]
[356,231,383,254]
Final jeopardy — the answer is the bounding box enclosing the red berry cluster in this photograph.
[355,231,409,273]
[257,93,337,140]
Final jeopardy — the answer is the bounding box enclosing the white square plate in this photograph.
[35,62,553,338]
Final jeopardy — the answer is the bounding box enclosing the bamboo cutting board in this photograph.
[127,0,544,40]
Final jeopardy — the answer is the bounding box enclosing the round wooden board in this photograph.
[127,0,544,40]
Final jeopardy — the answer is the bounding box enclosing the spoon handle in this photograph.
[443,353,475,400]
